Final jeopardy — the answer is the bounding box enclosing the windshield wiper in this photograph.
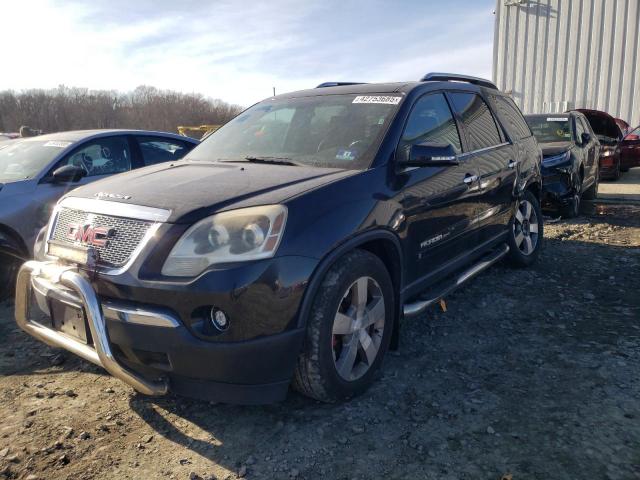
[220,156,303,166]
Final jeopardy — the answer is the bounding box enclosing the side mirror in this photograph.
[400,142,459,167]
[51,165,85,183]
[580,132,591,145]
[624,133,640,142]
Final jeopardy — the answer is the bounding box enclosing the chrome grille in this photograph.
[49,207,154,268]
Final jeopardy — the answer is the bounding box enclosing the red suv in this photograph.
[620,125,640,172]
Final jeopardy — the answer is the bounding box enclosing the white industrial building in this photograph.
[493,0,640,126]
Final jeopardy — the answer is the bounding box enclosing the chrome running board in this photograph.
[403,244,510,317]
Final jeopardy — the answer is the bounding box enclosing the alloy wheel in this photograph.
[513,199,539,255]
[331,276,385,381]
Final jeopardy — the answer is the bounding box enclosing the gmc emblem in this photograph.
[67,223,113,247]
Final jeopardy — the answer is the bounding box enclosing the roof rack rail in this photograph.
[420,72,497,90]
[316,82,366,88]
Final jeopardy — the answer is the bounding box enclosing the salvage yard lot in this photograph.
[0,205,639,480]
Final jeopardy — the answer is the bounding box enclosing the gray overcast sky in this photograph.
[2,0,496,106]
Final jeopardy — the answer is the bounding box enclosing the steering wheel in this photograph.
[80,153,93,174]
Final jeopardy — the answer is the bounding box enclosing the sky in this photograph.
[1,0,496,107]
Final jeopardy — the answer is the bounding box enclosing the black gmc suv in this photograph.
[16,73,543,404]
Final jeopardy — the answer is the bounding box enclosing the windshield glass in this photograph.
[525,116,573,143]
[186,94,402,169]
[0,138,73,182]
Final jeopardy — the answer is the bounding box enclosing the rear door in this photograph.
[449,92,516,244]
[398,92,480,290]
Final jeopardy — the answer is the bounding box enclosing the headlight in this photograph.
[602,148,614,157]
[542,151,571,167]
[162,205,287,277]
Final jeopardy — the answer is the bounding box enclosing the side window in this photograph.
[399,93,462,158]
[136,136,194,166]
[59,136,131,177]
[449,92,502,150]
[494,96,532,140]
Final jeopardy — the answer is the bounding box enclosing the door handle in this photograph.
[508,159,518,169]
[463,174,478,185]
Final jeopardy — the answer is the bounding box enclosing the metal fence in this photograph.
[493,0,640,126]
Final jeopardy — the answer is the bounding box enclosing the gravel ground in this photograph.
[0,204,639,480]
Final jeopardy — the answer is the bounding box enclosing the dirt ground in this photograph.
[1,203,639,480]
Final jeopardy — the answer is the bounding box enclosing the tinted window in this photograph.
[494,96,531,140]
[449,93,502,150]
[399,93,462,157]
[137,136,194,166]
[59,136,131,177]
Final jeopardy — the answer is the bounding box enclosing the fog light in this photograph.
[210,308,229,331]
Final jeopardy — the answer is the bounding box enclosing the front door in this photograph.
[34,135,133,238]
[397,92,480,292]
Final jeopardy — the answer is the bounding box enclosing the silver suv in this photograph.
[0,129,198,299]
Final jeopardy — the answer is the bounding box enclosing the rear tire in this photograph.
[611,162,621,181]
[506,190,543,268]
[293,249,394,402]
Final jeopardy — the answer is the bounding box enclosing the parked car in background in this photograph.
[574,109,624,180]
[0,133,19,142]
[16,74,543,404]
[525,112,600,217]
[0,129,198,299]
[619,125,640,172]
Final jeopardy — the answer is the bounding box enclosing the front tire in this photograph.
[561,174,583,218]
[0,251,20,301]
[506,190,543,268]
[293,249,394,402]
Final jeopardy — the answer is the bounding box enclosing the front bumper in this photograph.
[15,260,306,404]
[598,152,620,178]
[540,168,575,210]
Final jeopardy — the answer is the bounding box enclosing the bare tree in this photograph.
[0,85,243,135]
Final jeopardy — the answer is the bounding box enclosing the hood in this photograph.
[540,141,573,157]
[63,160,358,223]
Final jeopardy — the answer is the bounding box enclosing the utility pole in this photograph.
[272,87,276,97]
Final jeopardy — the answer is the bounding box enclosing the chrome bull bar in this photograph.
[15,260,169,396]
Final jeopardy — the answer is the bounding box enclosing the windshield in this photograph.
[525,116,573,143]
[0,138,73,182]
[186,94,402,169]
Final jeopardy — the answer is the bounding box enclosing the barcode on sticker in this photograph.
[44,141,72,148]
[353,96,402,105]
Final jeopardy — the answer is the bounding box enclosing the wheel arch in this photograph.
[296,229,404,350]
[0,224,28,258]
[525,179,542,201]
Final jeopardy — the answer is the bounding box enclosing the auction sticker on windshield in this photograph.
[44,141,73,148]
[353,96,402,105]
